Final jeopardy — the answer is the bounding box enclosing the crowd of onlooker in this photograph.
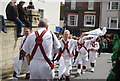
[98,36,114,53]
[5,0,35,37]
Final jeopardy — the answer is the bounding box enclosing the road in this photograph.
[2,53,112,81]
[72,53,112,80]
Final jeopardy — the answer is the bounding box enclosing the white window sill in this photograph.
[84,25,95,27]
[108,28,120,29]
[68,25,78,26]
[107,9,120,11]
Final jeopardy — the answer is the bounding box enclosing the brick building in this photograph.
[64,0,100,36]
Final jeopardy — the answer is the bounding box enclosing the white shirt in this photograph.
[88,42,100,54]
[19,36,26,49]
[77,36,98,54]
[60,38,77,58]
[22,28,61,60]
[77,40,89,55]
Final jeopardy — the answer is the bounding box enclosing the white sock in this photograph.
[91,67,94,71]
[77,69,81,75]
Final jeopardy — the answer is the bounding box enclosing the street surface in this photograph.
[2,53,112,81]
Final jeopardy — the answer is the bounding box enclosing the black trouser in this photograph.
[98,48,102,56]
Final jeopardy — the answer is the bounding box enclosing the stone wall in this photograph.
[0,23,38,79]
[1,25,38,79]
[0,9,40,79]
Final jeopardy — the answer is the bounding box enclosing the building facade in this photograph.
[100,0,120,36]
[64,0,100,36]
[64,0,120,36]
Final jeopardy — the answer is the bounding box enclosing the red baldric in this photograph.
[29,30,54,69]
[77,42,88,52]
[61,39,73,57]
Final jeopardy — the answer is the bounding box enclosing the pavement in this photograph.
[2,53,112,81]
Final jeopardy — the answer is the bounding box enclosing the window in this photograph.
[71,0,76,10]
[88,0,94,10]
[68,15,78,26]
[38,9,44,19]
[84,15,95,27]
[108,1,119,10]
[108,17,119,29]
[119,18,120,28]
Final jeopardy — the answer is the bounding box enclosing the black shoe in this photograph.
[26,73,30,79]
[66,75,70,81]
[90,71,94,73]
[2,28,7,33]
[13,71,18,78]
[60,75,65,80]
[17,34,24,38]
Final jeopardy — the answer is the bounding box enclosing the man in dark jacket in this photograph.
[27,1,35,9]
[17,1,32,29]
[6,0,23,37]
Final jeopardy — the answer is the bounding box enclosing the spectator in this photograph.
[27,2,35,9]
[109,38,114,53]
[101,37,107,52]
[97,37,102,57]
[17,1,32,29]
[6,0,23,37]
[0,15,7,33]
[106,37,111,53]
[101,38,105,48]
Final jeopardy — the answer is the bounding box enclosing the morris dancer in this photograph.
[13,27,31,79]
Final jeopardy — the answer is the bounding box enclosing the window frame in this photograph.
[84,15,95,27]
[108,1,119,10]
[88,0,94,10]
[71,0,76,10]
[68,14,78,26]
[108,17,119,29]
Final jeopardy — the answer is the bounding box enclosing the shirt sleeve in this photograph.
[78,37,84,44]
[22,35,31,54]
[52,32,61,50]
[91,36,98,42]
[72,39,77,46]
[93,42,100,50]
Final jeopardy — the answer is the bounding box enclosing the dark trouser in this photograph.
[98,48,102,56]
[14,18,22,34]
[21,19,32,29]
[0,15,7,33]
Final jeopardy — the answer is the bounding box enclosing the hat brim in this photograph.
[20,1,25,3]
